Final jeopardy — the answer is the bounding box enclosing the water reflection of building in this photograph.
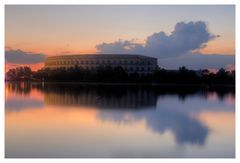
[44,87,157,109]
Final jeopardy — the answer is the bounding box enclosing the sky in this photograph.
[5,5,235,70]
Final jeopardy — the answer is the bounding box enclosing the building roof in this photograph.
[46,54,157,60]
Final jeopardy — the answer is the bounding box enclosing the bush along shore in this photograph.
[5,66,235,85]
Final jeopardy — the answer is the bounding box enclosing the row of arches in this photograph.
[46,59,154,66]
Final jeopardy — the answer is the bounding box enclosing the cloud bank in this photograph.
[96,21,218,58]
[5,49,45,64]
[159,54,235,70]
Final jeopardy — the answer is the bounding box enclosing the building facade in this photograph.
[44,54,158,74]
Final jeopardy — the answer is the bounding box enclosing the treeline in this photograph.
[5,66,235,85]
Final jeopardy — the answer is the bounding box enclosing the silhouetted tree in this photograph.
[5,66,235,85]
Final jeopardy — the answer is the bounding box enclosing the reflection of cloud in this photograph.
[5,49,45,64]
[96,21,217,58]
[97,108,209,145]
[5,97,44,111]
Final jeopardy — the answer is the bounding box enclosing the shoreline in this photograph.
[5,81,235,87]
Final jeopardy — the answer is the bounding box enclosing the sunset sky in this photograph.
[5,5,235,70]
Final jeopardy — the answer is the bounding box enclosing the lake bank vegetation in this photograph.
[5,66,235,85]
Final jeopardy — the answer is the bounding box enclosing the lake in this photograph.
[5,82,235,158]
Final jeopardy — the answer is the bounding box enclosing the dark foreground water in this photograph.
[5,82,235,158]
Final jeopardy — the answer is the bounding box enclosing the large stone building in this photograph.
[44,54,158,74]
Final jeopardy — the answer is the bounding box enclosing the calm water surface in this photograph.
[5,82,235,158]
